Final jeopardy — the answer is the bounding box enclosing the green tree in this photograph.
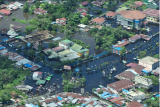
[92,88,96,92]
[120,47,127,56]
[144,97,159,107]
[0,0,4,4]
[98,90,103,94]
[81,17,89,25]
[48,42,56,48]
[139,51,146,58]
[63,84,73,92]
[153,54,159,59]
[20,100,25,105]
[81,76,86,84]
[27,49,35,57]
[23,2,29,12]
[143,75,159,85]
[38,44,44,51]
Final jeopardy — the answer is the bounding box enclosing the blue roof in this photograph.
[57,96,62,101]
[30,103,39,107]
[3,38,8,42]
[142,69,149,73]
[129,69,138,75]
[112,94,119,97]
[113,47,121,51]
[27,43,30,47]
[24,63,33,68]
[156,94,159,97]
[101,92,110,96]
[103,95,112,99]
[51,22,56,24]
[122,89,129,93]
[0,47,5,50]
[75,68,79,72]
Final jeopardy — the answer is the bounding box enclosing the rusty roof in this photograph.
[143,8,160,17]
[52,46,64,52]
[108,80,135,92]
[129,34,141,41]
[91,17,105,23]
[118,10,146,19]
[130,64,145,75]
[115,41,130,48]
[127,101,144,107]
[80,1,88,6]
[116,70,136,81]
[44,98,58,103]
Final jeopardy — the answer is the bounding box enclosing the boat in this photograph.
[57,85,60,88]
[112,67,116,71]
[122,60,127,64]
[110,69,113,74]
[133,58,138,60]
[102,71,105,76]
[99,85,104,88]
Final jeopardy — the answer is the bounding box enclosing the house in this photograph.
[109,97,126,106]
[129,34,141,42]
[42,98,59,107]
[52,46,64,53]
[127,101,145,107]
[115,70,136,81]
[117,10,146,30]
[33,72,42,80]
[0,4,8,9]
[143,8,159,23]
[107,80,136,95]
[13,2,23,8]
[112,39,130,55]
[10,24,22,32]
[34,8,47,15]
[146,3,159,10]
[130,1,144,9]
[7,4,18,10]
[91,1,103,7]
[125,91,145,101]
[116,7,128,12]
[77,8,89,13]
[138,56,159,70]
[77,24,87,28]
[56,18,67,25]
[91,17,105,25]
[59,39,73,49]
[7,30,19,38]
[134,75,152,89]
[81,12,87,17]
[0,9,11,15]
[70,43,89,57]
[80,1,88,6]
[27,0,36,3]
[106,11,117,19]
[16,85,33,91]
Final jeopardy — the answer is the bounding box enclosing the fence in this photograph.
[69,51,109,66]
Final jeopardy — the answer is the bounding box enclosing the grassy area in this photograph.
[4,16,8,19]
[0,56,31,102]
[120,0,135,7]
[15,19,28,24]
[105,1,109,5]
[143,75,159,85]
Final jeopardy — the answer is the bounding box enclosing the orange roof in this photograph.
[0,9,11,14]
[134,1,144,6]
[82,12,87,16]
[91,17,105,23]
[118,10,146,19]
[106,11,117,16]
[61,18,66,21]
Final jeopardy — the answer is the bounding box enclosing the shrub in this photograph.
[95,46,99,49]
[12,18,16,21]
[98,90,103,94]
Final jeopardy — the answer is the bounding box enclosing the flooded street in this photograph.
[0,0,159,96]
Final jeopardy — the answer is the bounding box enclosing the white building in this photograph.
[134,75,152,89]
[125,91,145,101]
[33,72,42,80]
[138,56,159,70]
[16,85,33,91]
[13,2,23,8]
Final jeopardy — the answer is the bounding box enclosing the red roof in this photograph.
[143,8,160,17]
[134,1,144,6]
[82,12,87,16]
[80,1,88,6]
[110,97,124,102]
[115,70,136,81]
[0,9,11,14]
[43,48,51,52]
[129,34,141,41]
[52,46,64,52]
[106,11,117,16]
[126,63,138,67]
[91,17,105,24]
[56,18,67,21]
[130,65,145,75]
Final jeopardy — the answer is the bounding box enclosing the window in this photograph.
[128,21,132,25]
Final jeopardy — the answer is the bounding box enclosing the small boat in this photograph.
[99,85,104,88]
[86,68,90,71]
[112,67,116,71]
[102,71,105,76]
[110,69,113,74]
[133,58,138,60]
[57,85,60,88]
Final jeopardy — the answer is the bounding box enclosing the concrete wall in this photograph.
[139,60,159,70]
[107,86,118,95]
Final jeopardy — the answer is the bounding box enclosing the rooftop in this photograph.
[61,39,72,44]
[115,70,136,80]
[118,10,146,19]
[143,8,160,17]
[139,56,159,65]
[91,17,105,24]
[108,80,135,92]
[106,11,117,16]
[52,46,64,52]
[130,65,145,75]
[80,1,88,6]
[129,34,141,41]
[127,101,144,107]
[70,43,88,53]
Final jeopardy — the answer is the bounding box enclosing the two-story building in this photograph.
[117,10,146,30]
[143,8,159,23]
[138,56,159,70]
[125,91,145,101]
[59,39,73,49]
[107,80,136,95]
[134,75,152,89]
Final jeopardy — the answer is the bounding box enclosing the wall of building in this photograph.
[138,61,152,70]
[152,61,159,70]
[107,86,119,95]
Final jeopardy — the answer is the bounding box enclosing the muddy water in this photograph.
[0,0,159,95]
